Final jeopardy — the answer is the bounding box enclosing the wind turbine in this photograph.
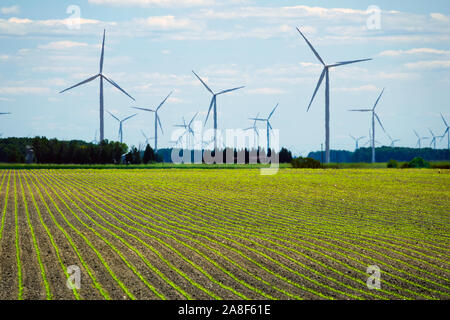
[107,111,137,144]
[133,92,172,153]
[186,112,199,150]
[349,88,386,163]
[363,131,382,147]
[297,27,372,163]
[349,134,365,150]
[387,134,400,148]
[245,113,260,150]
[59,30,135,142]
[91,130,98,144]
[250,103,279,153]
[440,113,450,149]
[414,130,429,149]
[141,130,154,147]
[192,70,245,150]
[428,129,439,149]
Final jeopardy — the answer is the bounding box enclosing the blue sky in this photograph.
[0,0,449,155]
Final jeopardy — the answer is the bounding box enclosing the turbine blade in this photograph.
[349,134,356,140]
[189,112,199,126]
[268,103,279,120]
[132,107,155,112]
[122,113,137,122]
[204,96,215,125]
[157,91,173,111]
[373,88,385,110]
[441,113,449,127]
[100,29,105,73]
[102,75,135,101]
[192,70,213,94]
[348,109,371,112]
[157,114,164,135]
[107,110,120,122]
[217,86,245,95]
[59,74,99,93]
[329,58,372,67]
[296,27,325,66]
[307,68,326,112]
[414,130,420,138]
[375,113,386,132]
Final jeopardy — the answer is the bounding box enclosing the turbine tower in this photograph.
[244,112,260,150]
[133,92,172,153]
[414,130,429,149]
[349,88,386,163]
[192,70,245,150]
[297,27,372,163]
[441,113,450,149]
[349,134,365,150]
[107,111,137,144]
[60,30,135,142]
[250,103,279,153]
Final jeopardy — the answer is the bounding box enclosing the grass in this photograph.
[0,168,448,300]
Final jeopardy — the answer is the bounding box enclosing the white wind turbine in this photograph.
[244,112,260,150]
[387,133,400,148]
[440,113,450,149]
[192,70,245,150]
[59,30,135,142]
[349,134,365,150]
[141,130,154,147]
[107,111,137,144]
[133,92,172,153]
[297,27,372,163]
[428,129,439,150]
[414,130,429,149]
[250,103,279,153]
[349,88,386,163]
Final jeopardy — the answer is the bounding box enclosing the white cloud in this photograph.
[430,13,450,23]
[380,48,450,57]
[247,88,286,95]
[133,15,202,30]
[334,85,379,93]
[38,41,89,50]
[0,6,20,15]
[404,60,450,70]
[0,87,51,95]
[88,0,213,7]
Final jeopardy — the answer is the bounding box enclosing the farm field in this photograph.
[0,168,448,300]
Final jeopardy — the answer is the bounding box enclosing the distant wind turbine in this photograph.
[363,130,382,147]
[349,88,386,163]
[59,30,135,143]
[440,113,450,149]
[428,129,439,149]
[297,27,372,163]
[133,92,172,153]
[250,103,279,152]
[349,134,365,150]
[414,130,429,149]
[387,134,400,148]
[192,70,245,150]
[141,130,154,147]
[245,112,260,150]
[107,111,137,144]
[91,130,98,144]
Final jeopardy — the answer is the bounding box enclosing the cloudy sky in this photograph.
[0,0,449,155]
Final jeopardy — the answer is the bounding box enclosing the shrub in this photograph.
[387,159,398,168]
[408,157,430,168]
[291,157,322,169]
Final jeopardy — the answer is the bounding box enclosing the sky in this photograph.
[0,0,449,156]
